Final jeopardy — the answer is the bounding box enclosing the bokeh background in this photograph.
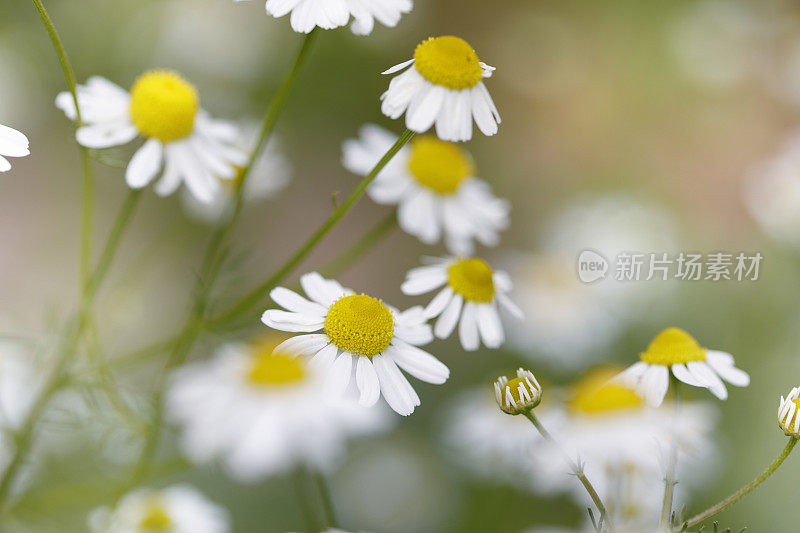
[3,0,800,531]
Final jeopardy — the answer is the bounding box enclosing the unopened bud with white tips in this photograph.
[494,368,542,415]
[778,386,800,437]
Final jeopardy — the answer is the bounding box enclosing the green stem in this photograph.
[30,0,94,290]
[206,129,414,329]
[314,472,338,528]
[522,410,611,530]
[293,468,319,532]
[130,31,318,483]
[682,437,798,529]
[660,376,681,528]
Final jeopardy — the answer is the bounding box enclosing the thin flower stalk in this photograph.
[660,375,682,528]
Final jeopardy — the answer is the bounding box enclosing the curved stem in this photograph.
[207,129,414,329]
[314,472,338,528]
[522,410,611,530]
[682,437,798,529]
[130,31,318,483]
[660,376,681,528]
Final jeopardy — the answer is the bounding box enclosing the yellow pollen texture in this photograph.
[639,327,707,366]
[568,368,643,416]
[407,136,473,194]
[448,258,495,302]
[324,295,395,356]
[413,36,484,90]
[247,338,306,387]
[139,504,172,532]
[129,70,198,143]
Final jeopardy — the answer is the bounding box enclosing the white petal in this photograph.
[401,269,448,295]
[125,139,162,189]
[325,352,353,395]
[424,287,454,319]
[0,156,10,172]
[373,354,419,416]
[356,356,381,407]
[687,361,728,400]
[0,125,30,157]
[458,302,480,351]
[273,334,330,357]
[406,84,446,133]
[642,365,669,407]
[706,351,750,387]
[261,310,325,332]
[76,121,137,149]
[382,59,415,75]
[310,343,339,371]
[270,287,328,316]
[496,293,524,320]
[300,271,346,307]
[434,294,463,339]
[671,363,705,387]
[615,361,648,388]
[387,341,449,384]
[475,303,504,349]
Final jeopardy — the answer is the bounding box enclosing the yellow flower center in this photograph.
[413,36,485,90]
[247,338,306,387]
[568,368,644,416]
[501,377,537,410]
[639,327,707,366]
[139,503,172,532]
[407,136,474,195]
[129,70,199,143]
[448,258,495,302]
[324,294,395,356]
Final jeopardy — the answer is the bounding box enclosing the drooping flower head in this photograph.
[56,71,246,203]
[617,327,750,407]
[494,368,542,415]
[778,386,800,437]
[253,0,412,35]
[261,272,449,416]
[381,36,500,142]
[401,256,522,351]
[0,123,29,172]
[342,125,509,254]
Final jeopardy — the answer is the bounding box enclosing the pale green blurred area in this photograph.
[2,0,800,531]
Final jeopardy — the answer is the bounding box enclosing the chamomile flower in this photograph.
[342,125,509,254]
[254,0,413,35]
[261,272,450,416]
[778,386,800,437]
[616,327,750,407]
[381,36,501,142]
[182,128,291,222]
[88,485,229,533]
[166,337,389,481]
[494,368,542,415]
[56,71,246,203]
[401,256,522,351]
[0,122,29,172]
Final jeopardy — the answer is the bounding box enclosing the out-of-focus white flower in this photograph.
[0,123,29,172]
[778,386,800,437]
[342,125,509,254]
[0,340,42,430]
[381,36,500,142]
[444,367,718,527]
[56,71,246,203]
[245,0,412,35]
[616,327,750,408]
[261,272,449,416]
[401,256,521,351]
[182,128,291,222]
[167,337,390,481]
[88,485,229,533]
[744,140,800,248]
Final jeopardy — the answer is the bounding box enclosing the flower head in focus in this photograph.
[261,272,450,416]
[342,125,509,254]
[56,71,246,203]
[381,36,500,142]
[401,256,522,351]
[88,484,230,533]
[616,327,749,407]
[778,386,800,437]
[250,0,412,35]
[0,123,29,172]
[166,336,390,481]
[494,368,542,415]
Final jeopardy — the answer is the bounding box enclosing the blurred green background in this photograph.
[3,0,800,531]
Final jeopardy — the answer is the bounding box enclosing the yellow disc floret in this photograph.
[568,368,644,416]
[129,70,199,143]
[407,136,474,194]
[413,36,485,90]
[324,294,395,356]
[139,503,172,532]
[639,327,707,366]
[448,258,495,302]
[247,338,306,387]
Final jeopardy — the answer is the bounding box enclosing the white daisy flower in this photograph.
[778,386,800,437]
[0,122,29,172]
[616,327,750,408]
[250,0,412,35]
[182,127,291,222]
[166,337,390,481]
[342,125,509,255]
[88,484,230,533]
[381,36,501,142]
[261,272,450,416]
[56,71,247,203]
[400,256,522,351]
